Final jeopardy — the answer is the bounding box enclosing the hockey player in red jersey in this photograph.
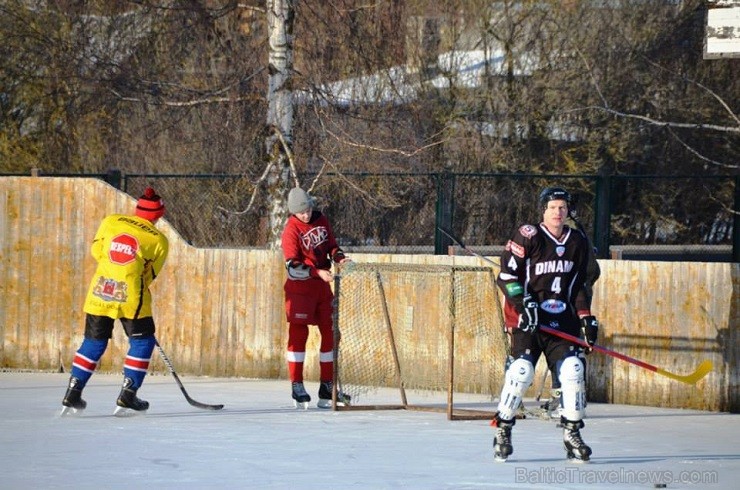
[61,187,169,417]
[281,187,351,409]
[492,187,599,462]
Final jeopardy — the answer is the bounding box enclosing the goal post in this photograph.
[331,262,509,420]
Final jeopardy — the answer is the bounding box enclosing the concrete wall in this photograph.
[1,177,737,412]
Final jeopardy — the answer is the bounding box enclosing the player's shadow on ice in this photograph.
[507,454,740,467]
[133,407,329,418]
[64,405,382,418]
[592,454,740,464]
[585,412,732,420]
[521,454,740,464]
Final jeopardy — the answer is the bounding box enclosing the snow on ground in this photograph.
[1,372,738,489]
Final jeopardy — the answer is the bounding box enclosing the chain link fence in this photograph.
[7,171,737,261]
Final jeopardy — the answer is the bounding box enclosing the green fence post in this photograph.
[594,174,611,259]
[105,169,122,189]
[434,172,455,255]
[734,176,739,263]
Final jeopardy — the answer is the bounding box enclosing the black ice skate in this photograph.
[60,376,87,416]
[114,377,149,417]
[291,382,311,410]
[492,417,515,462]
[562,418,591,462]
[317,381,351,409]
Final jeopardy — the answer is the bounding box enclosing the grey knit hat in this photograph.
[288,187,313,214]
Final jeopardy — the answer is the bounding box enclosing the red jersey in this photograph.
[281,211,344,280]
[497,223,591,333]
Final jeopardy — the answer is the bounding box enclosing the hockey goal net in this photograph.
[332,262,509,420]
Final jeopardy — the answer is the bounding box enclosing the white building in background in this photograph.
[704,0,740,58]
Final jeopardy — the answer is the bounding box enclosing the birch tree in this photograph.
[265,0,297,248]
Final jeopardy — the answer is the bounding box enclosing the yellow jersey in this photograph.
[83,214,169,319]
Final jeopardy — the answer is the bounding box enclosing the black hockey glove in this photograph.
[580,316,598,353]
[517,296,539,333]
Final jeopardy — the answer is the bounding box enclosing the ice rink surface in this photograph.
[1,372,738,490]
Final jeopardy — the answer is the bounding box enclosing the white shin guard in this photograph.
[558,356,586,421]
[496,358,534,421]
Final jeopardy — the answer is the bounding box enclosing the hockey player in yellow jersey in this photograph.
[61,187,169,416]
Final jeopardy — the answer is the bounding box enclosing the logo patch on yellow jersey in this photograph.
[109,233,139,265]
[92,276,129,302]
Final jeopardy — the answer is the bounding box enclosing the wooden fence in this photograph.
[0,177,737,412]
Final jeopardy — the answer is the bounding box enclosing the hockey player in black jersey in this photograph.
[492,187,599,462]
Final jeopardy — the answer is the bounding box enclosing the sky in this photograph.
[1,371,738,490]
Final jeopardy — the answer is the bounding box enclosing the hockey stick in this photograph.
[539,326,713,385]
[155,338,224,410]
[438,227,713,385]
[535,365,549,401]
[437,227,497,267]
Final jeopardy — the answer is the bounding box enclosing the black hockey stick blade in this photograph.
[171,370,224,410]
[155,339,224,410]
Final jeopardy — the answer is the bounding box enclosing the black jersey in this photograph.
[497,223,591,332]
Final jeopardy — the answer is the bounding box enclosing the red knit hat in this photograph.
[135,187,165,222]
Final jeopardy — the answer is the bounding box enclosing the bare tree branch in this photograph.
[305,158,328,196]
[315,106,449,157]
[574,47,608,107]
[236,3,266,14]
[566,106,740,134]
[109,67,266,106]
[317,156,401,210]
[216,162,274,216]
[213,124,303,217]
[640,57,740,127]
[109,92,260,106]
[667,127,739,170]
[275,128,300,188]
[571,42,739,176]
